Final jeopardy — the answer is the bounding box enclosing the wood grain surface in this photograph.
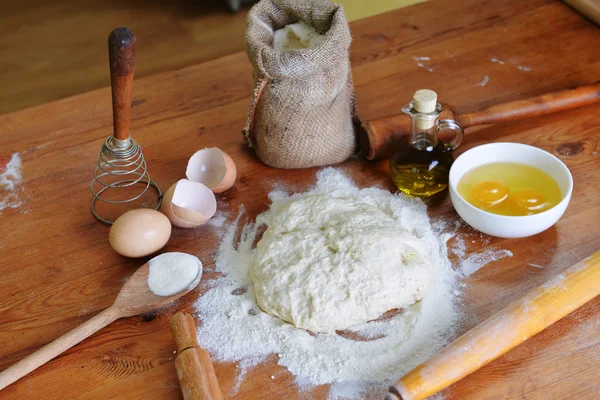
[1,0,599,399]
[0,0,250,114]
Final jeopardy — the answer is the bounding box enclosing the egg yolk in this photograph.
[512,189,546,212]
[471,180,509,208]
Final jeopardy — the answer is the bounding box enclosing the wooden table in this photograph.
[1,0,599,398]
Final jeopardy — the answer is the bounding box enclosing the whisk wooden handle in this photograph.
[386,250,600,400]
[108,27,136,141]
[170,312,223,400]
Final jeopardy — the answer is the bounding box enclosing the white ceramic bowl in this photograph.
[449,142,573,238]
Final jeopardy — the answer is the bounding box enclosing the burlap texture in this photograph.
[244,0,359,169]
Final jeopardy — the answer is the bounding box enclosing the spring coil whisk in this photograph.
[90,136,162,224]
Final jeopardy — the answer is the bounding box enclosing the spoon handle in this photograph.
[0,306,121,390]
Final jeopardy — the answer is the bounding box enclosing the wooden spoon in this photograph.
[0,260,201,390]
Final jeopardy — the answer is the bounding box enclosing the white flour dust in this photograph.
[476,74,489,87]
[412,55,435,72]
[207,211,227,228]
[193,168,511,399]
[433,219,513,278]
[459,248,513,277]
[0,153,23,213]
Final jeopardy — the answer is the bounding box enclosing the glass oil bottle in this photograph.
[389,89,464,197]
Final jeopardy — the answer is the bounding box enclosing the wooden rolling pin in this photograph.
[170,312,223,400]
[563,0,600,26]
[360,83,600,160]
[386,250,600,400]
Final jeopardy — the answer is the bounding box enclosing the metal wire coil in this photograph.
[90,136,162,224]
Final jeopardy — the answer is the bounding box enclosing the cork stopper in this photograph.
[413,89,438,129]
[413,89,437,113]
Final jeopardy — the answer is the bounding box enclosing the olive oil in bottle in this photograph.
[389,89,463,197]
[390,140,454,196]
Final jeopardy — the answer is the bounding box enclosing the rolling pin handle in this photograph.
[170,312,223,400]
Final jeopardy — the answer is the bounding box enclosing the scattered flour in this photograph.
[517,65,532,72]
[444,50,456,62]
[194,168,463,398]
[0,153,23,212]
[412,56,435,72]
[459,249,513,278]
[147,252,202,296]
[193,168,514,398]
[476,74,489,87]
[208,211,227,228]
[434,217,513,278]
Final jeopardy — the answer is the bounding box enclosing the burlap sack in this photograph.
[243,0,359,169]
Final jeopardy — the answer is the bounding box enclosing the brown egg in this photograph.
[109,209,172,258]
[186,147,237,193]
[160,179,217,228]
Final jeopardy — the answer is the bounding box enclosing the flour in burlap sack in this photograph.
[244,0,359,169]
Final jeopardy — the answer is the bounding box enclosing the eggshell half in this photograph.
[186,147,237,193]
[160,179,217,228]
[109,209,172,258]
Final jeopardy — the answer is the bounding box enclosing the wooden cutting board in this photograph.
[1,0,599,398]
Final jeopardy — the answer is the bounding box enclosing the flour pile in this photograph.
[194,168,464,398]
[0,153,23,213]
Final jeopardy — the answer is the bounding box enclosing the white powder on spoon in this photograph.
[147,252,202,296]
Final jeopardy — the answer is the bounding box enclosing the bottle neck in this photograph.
[410,115,438,150]
[402,101,442,150]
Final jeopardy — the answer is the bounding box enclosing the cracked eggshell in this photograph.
[186,147,236,193]
[160,179,217,228]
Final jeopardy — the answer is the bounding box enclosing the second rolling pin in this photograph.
[170,312,223,400]
[360,83,600,160]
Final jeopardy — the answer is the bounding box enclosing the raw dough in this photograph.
[249,195,434,333]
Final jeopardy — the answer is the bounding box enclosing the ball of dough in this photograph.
[249,195,433,333]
